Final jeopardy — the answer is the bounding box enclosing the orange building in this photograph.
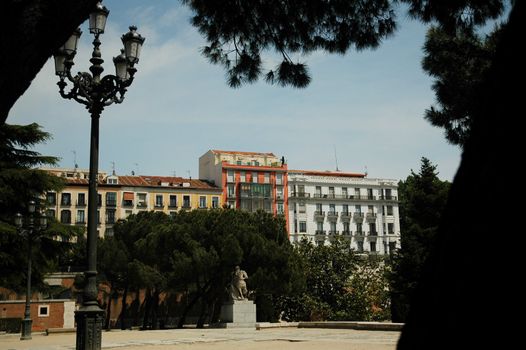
[199,150,289,230]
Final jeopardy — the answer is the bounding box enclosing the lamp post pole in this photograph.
[15,201,47,340]
[52,2,144,349]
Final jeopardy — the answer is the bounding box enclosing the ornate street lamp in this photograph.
[52,1,144,349]
[15,201,48,340]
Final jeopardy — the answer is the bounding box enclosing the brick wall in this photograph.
[0,300,73,331]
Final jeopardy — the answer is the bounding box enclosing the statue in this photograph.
[229,266,248,300]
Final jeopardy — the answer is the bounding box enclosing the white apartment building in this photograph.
[288,170,400,255]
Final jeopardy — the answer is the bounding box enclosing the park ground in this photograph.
[0,327,400,350]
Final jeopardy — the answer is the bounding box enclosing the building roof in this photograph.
[289,169,366,178]
[211,149,276,157]
[61,175,220,190]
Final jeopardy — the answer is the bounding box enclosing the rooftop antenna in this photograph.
[172,171,177,177]
[111,161,116,175]
[364,165,368,177]
[187,170,191,179]
[72,150,78,170]
[334,146,340,172]
[134,163,139,176]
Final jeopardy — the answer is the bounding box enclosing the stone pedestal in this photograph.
[219,300,256,328]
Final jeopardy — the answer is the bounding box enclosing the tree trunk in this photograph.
[398,2,524,349]
[104,286,113,330]
[1,0,99,123]
[142,288,152,330]
[119,283,128,330]
[151,289,160,330]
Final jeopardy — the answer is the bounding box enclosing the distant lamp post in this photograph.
[15,200,48,341]
[52,1,144,349]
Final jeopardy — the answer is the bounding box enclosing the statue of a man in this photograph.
[230,265,248,300]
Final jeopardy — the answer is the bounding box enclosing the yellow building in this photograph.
[42,168,222,237]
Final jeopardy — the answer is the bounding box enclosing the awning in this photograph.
[123,192,134,201]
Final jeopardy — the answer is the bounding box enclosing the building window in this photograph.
[329,204,336,214]
[342,204,349,215]
[104,228,114,237]
[137,193,147,207]
[76,210,85,224]
[357,241,364,252]
[252,172,258,183]
[354,188,360,198]
[386,205,394,216]
[46,192,56,205]
[212,196,219,208]
[276,173,283,185]
[106,192,117,206]
[315,186,322,196]
[97,194,102,207]
[388,223,395,234]
[298,202,306,213]
[389,242,397,252]
[317,221,324,231]
[276,186,283,199]
[60,210,71,224]
[367,188,374,200]
[228,200,235,209]
[299,221,307,233]
[329,187,335,198]
[123,192,134,207]
[61,193,71,206]
[342,187,348,198]
[106,209,116,224]
[155,195,163,207]
[329,222,336,233]
[343,222,350,234]
[77,193,86,206]
[199,196,207,208]
[369,223,377,235]
[277,203,284,214]
[46,209,56,219]
[38,305,49,317]
[356,222,363,234]
[368,205,374,213]
[169,195,177,207]
[183,195,191,208]
[264,172,270,184]
[370,241,377,252]
[355,205,361,213]
[227,170,234,182]
[385,188,392,199]
[240,171,246,182]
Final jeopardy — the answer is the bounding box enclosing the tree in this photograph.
[422,25,503,146]
[1,0,98,123]
[389,158,450,322]
[0,123,75,292]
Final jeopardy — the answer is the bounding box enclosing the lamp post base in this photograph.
[20,318,32,340]
[75,306,104,350]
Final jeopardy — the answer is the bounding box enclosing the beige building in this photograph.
[42,168,222,237]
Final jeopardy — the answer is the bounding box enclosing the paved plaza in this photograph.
[0,327,400,350]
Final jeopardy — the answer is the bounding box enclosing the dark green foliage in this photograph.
[183,0,397,88]
[389,158,450,322]
[0,123,80,292]
[422,25,503,145]
[101,209,294,328]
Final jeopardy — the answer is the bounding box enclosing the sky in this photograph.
[9,0,461,182]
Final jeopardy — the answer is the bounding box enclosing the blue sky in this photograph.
[9,0,461,181]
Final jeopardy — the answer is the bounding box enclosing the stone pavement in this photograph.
[0,327,400,350]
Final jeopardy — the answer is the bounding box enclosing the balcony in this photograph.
[328,230,339,235]
[366,213,377,221]
[76,200,86,207]
[348,195,377,201]
[276,194,285,201]
[340,212,352,220]
[137,202,147,209]
[122,200,134,207]
[315,230,326,236]
[354,212,364,221]
[227,192,237,199]
[106,200,117,207]
[154,204,164,210]
[379,195,397,201]
[289,192,310,199]
[341,230,351,236]
[369,231,378,236]
[314,211,325,219]
[327,211,338,220]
